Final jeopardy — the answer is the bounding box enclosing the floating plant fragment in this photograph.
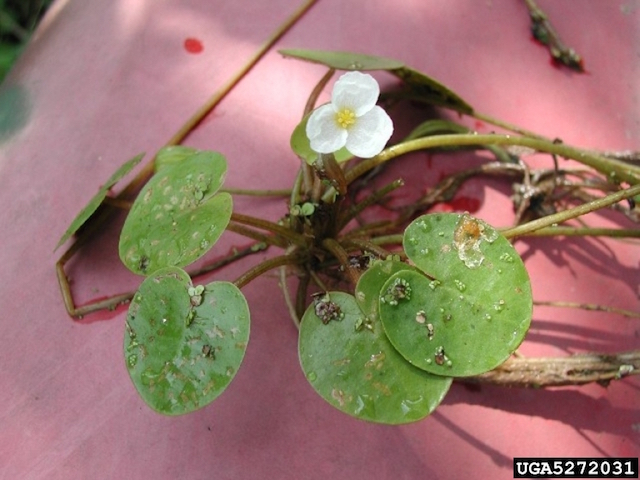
[119,151,232,275]
[299,290,451,424]
[124,267,250,415]
[378,213,532,377]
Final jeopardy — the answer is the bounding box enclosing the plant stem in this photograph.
[467,350,639,387]
[369,234,404,247]
[517,226,640,238]
[336,178,404,231]
[231,212,308,246]
[295,271,311,321]
[233,254,301,289]
[347,134,640,185]
[471,111,549,140]
[534,301,640,319]
[502,183,640,239]
[225,222,288,248]
[321,238,360,285]
[279,265,300,328]
[304,68,335,115]
[341,238,393,259]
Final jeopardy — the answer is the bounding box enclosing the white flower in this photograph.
[306,71,393,158]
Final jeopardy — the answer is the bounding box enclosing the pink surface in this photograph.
[0,0,638,479]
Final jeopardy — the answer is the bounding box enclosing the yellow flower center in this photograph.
[335,108,356,129]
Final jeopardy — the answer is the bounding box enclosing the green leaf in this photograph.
[155,146,199,172]
[124,267,250,415]
[379,213,532,377]
[119,151,232,275]
[280,49,405,71]
[354,257,418,315]
[54,153,144,251]
[279,49,471,113]
[403,119,470,142]
[403,119,516,163]
[290,112,352,164]
[299,291,452,424]
[390,67,473,114]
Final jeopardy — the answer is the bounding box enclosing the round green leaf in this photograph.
[299,291,452,424]
[379,213,532,377]
[354,257,418,316]
[124,267,250,415]
[55,153,144,251]
[119,151,232,275]
[155,146,198,172]
[280,48,405,71]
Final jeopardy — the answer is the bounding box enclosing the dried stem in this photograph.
[467,350,639,387]
[523,0,585,72]
[502,184,640,239]
[534,301,640,319]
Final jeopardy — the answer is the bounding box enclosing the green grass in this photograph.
[0,0,52,81]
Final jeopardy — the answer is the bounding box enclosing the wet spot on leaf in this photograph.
[453,213,497,269]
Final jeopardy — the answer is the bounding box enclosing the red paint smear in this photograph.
[184,37,204,54]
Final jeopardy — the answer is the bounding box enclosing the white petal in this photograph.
[306,103,348,154]
[345,106,393,158]
[332,71,380,117]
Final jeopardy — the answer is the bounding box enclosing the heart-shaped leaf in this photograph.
[379,213,532,377]
[124,267,250,415]
[119,151,232,275]
[354,257,418,315]
[55,153,144,251]
[299,290,451,424]
[280,49,404,71]
[155,146,198,172]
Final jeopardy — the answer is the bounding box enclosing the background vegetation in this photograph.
[0,0,52,81]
